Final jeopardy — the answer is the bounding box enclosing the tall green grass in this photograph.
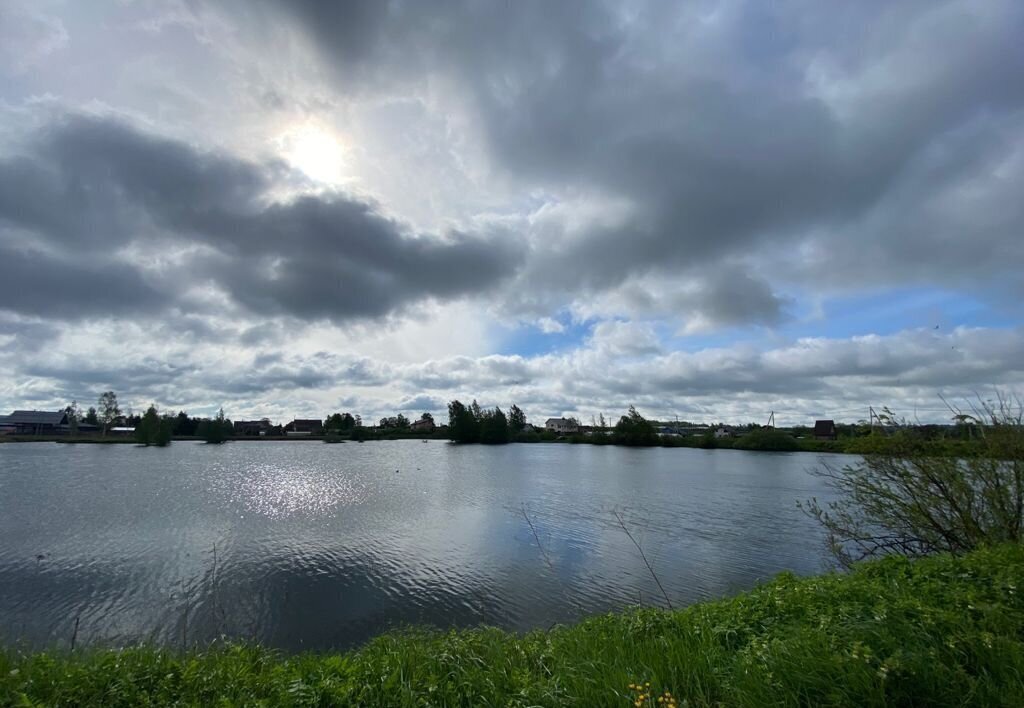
[4,545,1023,706]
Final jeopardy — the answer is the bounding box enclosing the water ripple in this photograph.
[0,440,843,650]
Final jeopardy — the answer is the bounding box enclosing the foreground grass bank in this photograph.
[4,546,1024,706]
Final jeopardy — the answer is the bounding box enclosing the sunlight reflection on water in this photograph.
[0,440,847,651]
[224,463,366,519]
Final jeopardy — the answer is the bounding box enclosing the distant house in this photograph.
[410,418,435,433]
[234,419,276,436]
[714,425,735,439]
[284,418,324,436]
[814,420,837,440]
[681,426,710,437]
[545,417,579,434]
[1,410,68,435]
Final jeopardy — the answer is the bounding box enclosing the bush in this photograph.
[733,428,799,452]
[198,408,231,444]
[612,406,659,446]
[803,398,1024,567]
[135,405,172,447]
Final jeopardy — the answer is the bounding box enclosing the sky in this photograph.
[0,0,1022,426]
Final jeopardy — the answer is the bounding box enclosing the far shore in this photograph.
[0,433,981,457]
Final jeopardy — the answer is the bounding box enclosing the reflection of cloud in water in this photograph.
[0,440,840,651]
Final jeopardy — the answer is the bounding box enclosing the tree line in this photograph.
[447,400,528,444]
[60,391,438,446]
[63,392,233,446]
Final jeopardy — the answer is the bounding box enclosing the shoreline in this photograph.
[2,545,1021,706]
[0,433,980,456]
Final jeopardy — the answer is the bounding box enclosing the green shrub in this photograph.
[804,399,1024,566]
[733,428,799,451]
[135,405,172,447]
[197,408,231,444]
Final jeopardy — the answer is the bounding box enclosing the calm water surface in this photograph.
[0,441,849,651]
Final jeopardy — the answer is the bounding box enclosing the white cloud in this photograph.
[0,0,1021,425]
[536,317,565,334]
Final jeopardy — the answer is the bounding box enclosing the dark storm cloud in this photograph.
[0,113,521,322]
[0,244,166,318]
[255,0,1024,319]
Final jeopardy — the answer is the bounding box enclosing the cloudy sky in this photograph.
[1,0,1022,426]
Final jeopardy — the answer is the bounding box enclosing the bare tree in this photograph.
[802,395,1023,567]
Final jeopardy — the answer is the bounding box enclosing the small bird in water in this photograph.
[395,469,400,473]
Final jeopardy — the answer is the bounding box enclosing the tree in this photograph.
[508,404,526,433]
[136,405,172,447]
[85,406,98,426]
[325,412,356,432]
[613,406,659,446]
[803,398,1024,567]
[198,407,231,444]
[173,411,199,436]
[377,415,410,429]
[420,412,435,425]
[447,399,479,443]
[64,400,81,435]
[97,391,120,436]
[479,407,510,444]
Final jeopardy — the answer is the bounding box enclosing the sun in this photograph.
[278,122,348,185]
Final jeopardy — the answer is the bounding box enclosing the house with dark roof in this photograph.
[284,418,324,436]
[234,419,279,436]
[814,419,837,440]
[1,410,69,435]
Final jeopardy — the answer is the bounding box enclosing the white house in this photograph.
[545,417,579,434]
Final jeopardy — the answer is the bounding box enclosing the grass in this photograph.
[4,546,1024,706]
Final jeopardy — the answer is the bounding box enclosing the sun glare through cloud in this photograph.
[276,121,348,186]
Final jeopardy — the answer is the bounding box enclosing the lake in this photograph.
[0,440,849,651]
